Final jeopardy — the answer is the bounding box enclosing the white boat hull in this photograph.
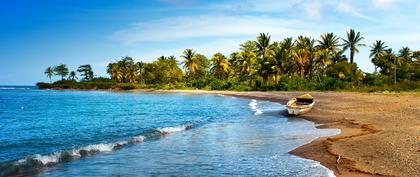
[286,100,315,116]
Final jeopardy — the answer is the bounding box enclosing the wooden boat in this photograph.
[286,93,315,115]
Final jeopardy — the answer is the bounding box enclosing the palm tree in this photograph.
[239,50,257,86]
[294,36,315,78]
[68,71,78,81]
[211,53,230,79]
[293,48,311,79]
[126,67,138,83]
[342,29,365,64]
[108,63,123,82]
[315,49,330,77]
[53,64,69,80]
[398,47,412,62]
[44,66,54,83]
[318,32,340,55]
[255,33,272,59]
[370,40,388,72]
[181,49,198,86]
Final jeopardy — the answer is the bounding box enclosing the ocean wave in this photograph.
[1,124,192,176]
[249,99,263,115]
[157,124,193,134]
[0,87,32,90]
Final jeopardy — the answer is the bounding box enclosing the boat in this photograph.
[286,93,315,115]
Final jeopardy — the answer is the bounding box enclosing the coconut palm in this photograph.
[54,64,69,80]
[126,66,138,83]
[255,33,272,59]
[107,63,123,82]
[44,66,54,83]
[370,40,387,58]
[318,32,340,54]
[181,49,198,86]
[370,40,388,72]
[294,36,316,78]
[293,48,311,79]
[315,49,331,77]
[342,29,365,64]
[211,53,230,79]
[398,47,412,62]
[68,71,78,81]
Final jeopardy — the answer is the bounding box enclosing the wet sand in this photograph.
[135,90,420,177]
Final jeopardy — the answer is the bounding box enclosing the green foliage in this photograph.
[40,31,419,92]
[53,64,69,80]
[77,64,94,81]
[36,82,52,89]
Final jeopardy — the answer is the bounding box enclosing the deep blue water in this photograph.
[0,87,339,177]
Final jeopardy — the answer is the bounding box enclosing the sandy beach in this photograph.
[138,90,420,177]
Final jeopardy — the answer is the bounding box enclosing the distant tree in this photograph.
[318,32,340,62]
[370,40,388,72]
[181,49,198,86]
[54,64,69,80]
[68,71,78,81]
[107,63,123,82]
[342,29,365,64]
[77,64,94,81]
[211,53,230,80]
[44,66,54,83]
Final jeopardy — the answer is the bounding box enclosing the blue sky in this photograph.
[0,0,419,85]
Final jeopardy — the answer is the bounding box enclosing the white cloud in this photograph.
[114,15,344,44]
[303,1,323,20]
[336,0,376,21]
[372,0,395,9]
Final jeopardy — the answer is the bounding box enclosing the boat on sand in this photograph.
[286,93,315,115]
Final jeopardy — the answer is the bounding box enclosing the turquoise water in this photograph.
[0,87,338,177]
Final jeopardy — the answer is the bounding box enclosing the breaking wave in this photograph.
[249,99,263,115]
[157,124,193,134]
[0,87,32,90]
[0,124,192,177]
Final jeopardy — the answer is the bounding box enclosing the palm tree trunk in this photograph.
[300,67,305,79]
[350,49,354,64]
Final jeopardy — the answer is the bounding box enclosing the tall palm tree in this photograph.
[68,71,78,81]
[370,40,387,72]
[293,48,311,79]
[255,33,272,59]
[240,50,257,86]
[54,64,69,80]
[342,29,365,64]
[294,36,316,78]
[398,47,412,62]
[109,64,123,82]
[315,49,330,77]
[211,53,230,79]
[44,66,54,83]
[126,66,138,83]
[181,49,198,86]
[318,32,340,54]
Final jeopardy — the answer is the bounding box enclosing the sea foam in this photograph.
[249,99,263,115]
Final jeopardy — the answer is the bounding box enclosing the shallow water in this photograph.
[0,88,339,176]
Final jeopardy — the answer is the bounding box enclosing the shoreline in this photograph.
[131,89,420,177]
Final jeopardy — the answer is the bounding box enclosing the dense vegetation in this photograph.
[37,29,420,91]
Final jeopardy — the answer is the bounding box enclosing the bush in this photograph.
[36,82,52,89]
[118,83,138,90]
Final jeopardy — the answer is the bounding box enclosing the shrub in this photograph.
[36,82,52,89]
[118,83,138,90]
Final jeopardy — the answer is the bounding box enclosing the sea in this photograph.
[0,86,339,177]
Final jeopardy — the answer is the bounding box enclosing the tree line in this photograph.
[41,29,420,91]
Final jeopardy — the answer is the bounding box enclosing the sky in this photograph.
[0,0,419,85]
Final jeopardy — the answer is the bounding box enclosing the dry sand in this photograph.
[136,90,420,177]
